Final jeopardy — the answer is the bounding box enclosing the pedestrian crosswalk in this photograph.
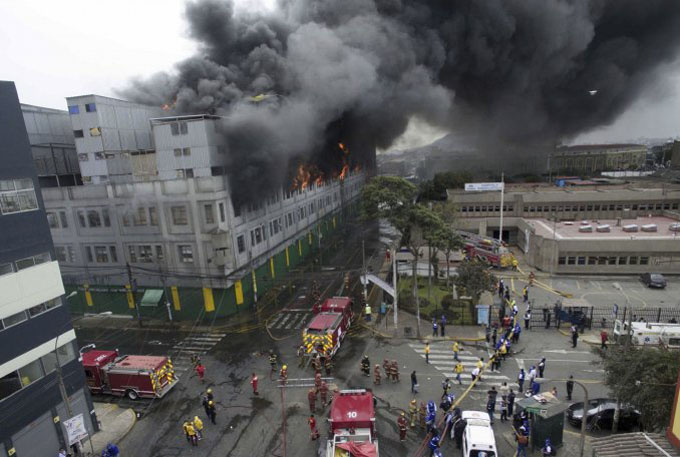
[171,332,226,374]
[407,342,513,393]
[267,311,311,331]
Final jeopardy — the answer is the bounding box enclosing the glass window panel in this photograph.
[85,246,93,263]
[149,207,158,226]
[59,211,68,228]
[57,342,76,365]
[171,206,188,225]
[85,103,96,112]
[68,105,79,114]
[41,352,57,374]
[77,210,87,227]
[109,246,118,263]
[0,262,13,276]
[18,359,44,387]
[3,310,27,327]
[16,190,38,211]
[95,246,109,263]
[87,210,102,227]
[28,303,46,317]
[102,209,111,227]
[0,193,20,213]
[33,252,50,265]
[0,371,22,400]
[128,245,137,263]
[55,246,67,262]
[47,212,59,228]
[44,298,60,311]
[15,257,35,270]
[204,204,215,224]
[15,178,33,190]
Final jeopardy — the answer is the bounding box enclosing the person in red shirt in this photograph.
[308,415,319,440]
[195,363,205,382]
[600,330,608,349]
[251,373,258,395]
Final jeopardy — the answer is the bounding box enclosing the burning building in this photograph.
[40,95,365,319]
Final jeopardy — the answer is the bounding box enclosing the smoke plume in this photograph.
[121,0,680,203]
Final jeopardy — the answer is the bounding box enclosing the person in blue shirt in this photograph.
[428,431,440,457]
[102,444,119,457]
[432,318,438,337]
[440,314,447,337]
[517,368,526,393]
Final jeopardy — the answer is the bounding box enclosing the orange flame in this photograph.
[161,98,177,112]
[338,142,346,151]
[338,141,350,181]
[339,164,350,180]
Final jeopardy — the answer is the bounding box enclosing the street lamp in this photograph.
[536,378,589,457]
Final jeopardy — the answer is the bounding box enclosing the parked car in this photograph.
[566,398,641,431]
[641,273,667,289]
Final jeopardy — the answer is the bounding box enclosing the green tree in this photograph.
[361,176,443,336]
[599,345,680,431]
[419,171,473,201]
[437,227,463,288]
[454,260,496,314]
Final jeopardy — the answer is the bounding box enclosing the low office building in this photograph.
[1,82,96,456]
[448,183,680,273]
[552,144,647,175]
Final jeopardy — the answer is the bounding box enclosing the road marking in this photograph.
[543,349,591,354]
[516,358,525,370]
[186,336,224,342]
[592,281,602,290]
[575,280,581,290]
[175,341,217,347]
[173,346,209,352]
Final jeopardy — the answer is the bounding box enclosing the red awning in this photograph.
[336,442,377,457]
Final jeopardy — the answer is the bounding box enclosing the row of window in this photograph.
[55,244,194,264]
[0,342,75,402]
[458,201,680,214]
[78,152,114,161]
[73,127,101,138]
[557,255,650,266]
[68,103,96,114]
[1,298,61,331]
[122,207,158,227]
[0,178,38,215]
[0,252,51,277]
[51,205,190,230]
[170,121,189,136]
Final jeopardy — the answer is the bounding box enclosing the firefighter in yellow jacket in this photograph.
[193,416,204,440]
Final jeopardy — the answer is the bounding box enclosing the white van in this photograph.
[461,411,498,457]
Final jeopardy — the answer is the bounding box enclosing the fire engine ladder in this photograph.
[276,377,335,389]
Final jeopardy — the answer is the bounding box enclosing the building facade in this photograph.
[448,183,680,274]
[42,96,366,318]
[21,104,81,188]
[552,144,647,175]
[0,82,96,457]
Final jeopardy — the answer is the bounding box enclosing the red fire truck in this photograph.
[81,350,177,400]
[326,389,378,457]
[457,230,515,268]
[303,297,353,357]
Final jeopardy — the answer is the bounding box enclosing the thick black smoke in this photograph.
[121,0,680,203]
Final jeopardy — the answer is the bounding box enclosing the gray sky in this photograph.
[2,0,678,147]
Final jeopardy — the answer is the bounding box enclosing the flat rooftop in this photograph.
[528,216,680,240]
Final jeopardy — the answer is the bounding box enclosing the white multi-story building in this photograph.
[65,95,162,184]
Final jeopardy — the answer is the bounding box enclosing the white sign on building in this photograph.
[63,414,88,446]
[464,182,504,192]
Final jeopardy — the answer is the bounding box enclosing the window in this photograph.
[47,212,59,228]
[567,256,576,265]
[74,130,84,138]
[59,211,68,228]
[77,210,86,227]
[94,152,105,160]
[237,235,245,253]
[204,204,215,224]
[171,206,188,225]
[133,207,147,226]
[102,208,111,227]
[85,102,96,112]
[28,303,46,317]
[618,256,628,265]
[558,257,566,265]
[18,359,44,387]
[0,178,38,214]
[182,148,191,156]
[78,153,88,161]
[0,371,22,400]
[89,127,101,137]
[608,256,617,265]
[178,245,193,263]
[149,207,158,226]
[587,256,597,265]
[218,202,226,222]
[255,227,262,244]
[180,122,188,134]
[2,310,27,328]
[0,263,13,276]
[174,148,182,157]
[128,245,136,263]
[640,256,649,265]
[16,252,50,270]
[139,245,153,262]
[95,246,109,263]
[55,246,67,262]
[232,203,240,218]
[185,168,194,178]
[154,245,163,261]
[577,256,586,265]
[176,169,185,178]
[87,210,102,227]
[68,105,79,114]
[85,246,93,263]
[629,256,638,265]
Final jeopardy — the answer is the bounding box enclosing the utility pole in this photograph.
[126,262,143,327]
[392,246,398,330]
[159,259,172,324]
[613,298,634,433]
[362,239,368,301]
[499,172,505,243]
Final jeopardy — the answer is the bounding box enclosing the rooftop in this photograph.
[447,182,680,197]
[528,216,680,240]
[591,432,680,457]
[150,114,223,125]
[558,143,646,152]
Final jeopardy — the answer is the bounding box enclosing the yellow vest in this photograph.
[194,417,203,430]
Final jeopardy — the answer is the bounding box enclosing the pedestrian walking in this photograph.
[182,420,191,443]
[538,358,546,378]
[425,342,431,364]
[397,412,408,441]
[566,375,574,401]
[432,318,438,337]
[202,393,211,416]
[571,326,579,348]
[195,363,205,382]
[428,431,440,457]
[193,416,204,440]
[471,366,481,383]
[486,389,497,424]
[452,341,460,361]
[485,324,491,343]
[454,362,463,384]
[320,381,329,407]
[504,288,511,303]
[297,344,306,368]
[441,378,451,398]
[500,382,510,398]
[518,368,526,393]
[508,389,516,416]
[308,415,320,440]
[279,364,288,386]
[512,323,521,343]
[516,425,529,457]
[600,329,608,349]
[524,310,531,330]
[498,279,505,298]
[440,314,446,337]
[409,399,418,428]
[490,351,501,372]
[308,388,317,412]
[528,366,537,383]
[500,397,508,422]
[374,364,382,385]
[546,309,552,328]
[364,302,372,322]
[523,286,529,303]
[206,400,216,424]
[312,354,322,373]
[476,357,484,371]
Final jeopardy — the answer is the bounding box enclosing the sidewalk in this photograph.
[89,403,136,454]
